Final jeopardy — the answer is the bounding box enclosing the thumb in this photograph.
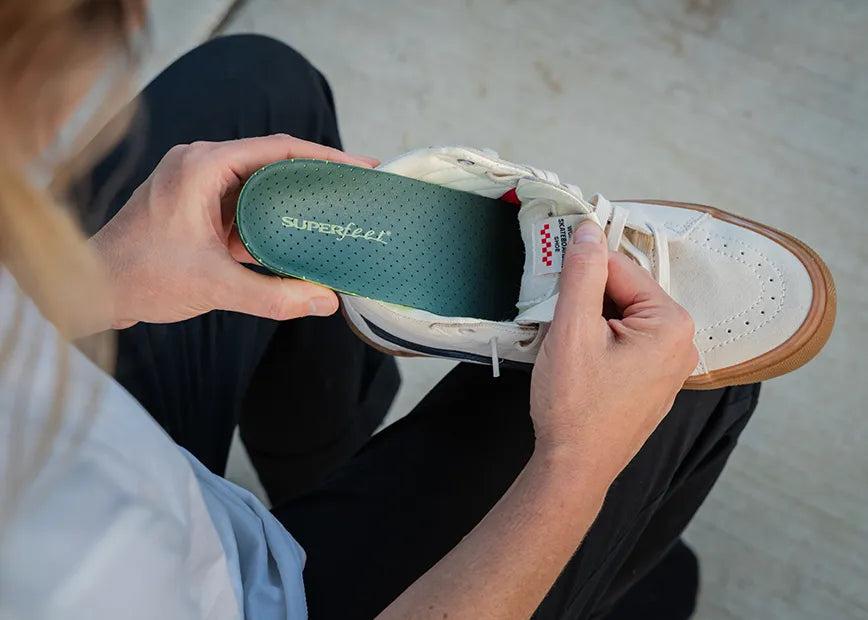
[552,219,608,326]
[215,261,339,320]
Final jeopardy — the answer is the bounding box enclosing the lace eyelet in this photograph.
[515,326,544,351]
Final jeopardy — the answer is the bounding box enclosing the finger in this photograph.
[212,134,378,182]
[351,154,380,167]
[605,252,673,315]
[551,219,608,327]
[214,260,339,320]
[227,227,260,265]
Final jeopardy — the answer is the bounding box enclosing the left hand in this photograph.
[90,134,379,329]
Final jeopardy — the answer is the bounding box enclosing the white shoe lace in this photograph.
[521,165,671,294]
[489,337,500,378]
[587,193,671,294]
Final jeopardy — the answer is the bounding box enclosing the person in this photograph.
[0,3,761,618]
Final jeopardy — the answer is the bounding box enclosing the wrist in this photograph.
[89,225,137,330]
[527,443,613,508]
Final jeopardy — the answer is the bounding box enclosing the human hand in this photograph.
[530,220,698,485]
[90,134,378,329]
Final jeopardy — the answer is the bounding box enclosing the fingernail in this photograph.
[572,220,603,245]
[309,297,337,317]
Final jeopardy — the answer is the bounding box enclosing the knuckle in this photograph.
[687,345,700,369]
[667,304,695,338]
[165,143,188,159]
[162,144,192,169]
[678,307,696,336]
[265,298,288,321]
[266,290,303,321]
[186,140,212,158]
[175,142,215,175]
[187,140,213,152]
[654,306,697,365]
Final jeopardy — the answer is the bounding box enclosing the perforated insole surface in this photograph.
[236,159,525,320]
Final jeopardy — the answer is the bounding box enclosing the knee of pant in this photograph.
[196,34,328,98]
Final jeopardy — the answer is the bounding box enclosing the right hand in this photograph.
[379,220,697,619]
[530,219,698,485]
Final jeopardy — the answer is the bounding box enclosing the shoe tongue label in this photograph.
[533,215,583,275]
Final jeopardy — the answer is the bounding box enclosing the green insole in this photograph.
[236,159,525,321]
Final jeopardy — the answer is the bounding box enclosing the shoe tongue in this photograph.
[513,179,592,321]
[512,182,656,324]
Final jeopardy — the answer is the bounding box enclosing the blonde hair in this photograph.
[0,0,146,518]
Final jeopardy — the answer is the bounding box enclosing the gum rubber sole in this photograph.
[236,159,525,321]
[347,201,836,391]
[641,201,837,390]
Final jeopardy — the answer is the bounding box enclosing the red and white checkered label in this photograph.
[533,215,583,275]
[540,224,554,267]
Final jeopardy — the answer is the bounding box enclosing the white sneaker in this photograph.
[336,146,835,389]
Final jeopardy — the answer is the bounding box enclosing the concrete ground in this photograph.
[142,0,867,618]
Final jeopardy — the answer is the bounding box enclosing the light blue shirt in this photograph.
[186,451,308,618]
[0,273,308,619]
